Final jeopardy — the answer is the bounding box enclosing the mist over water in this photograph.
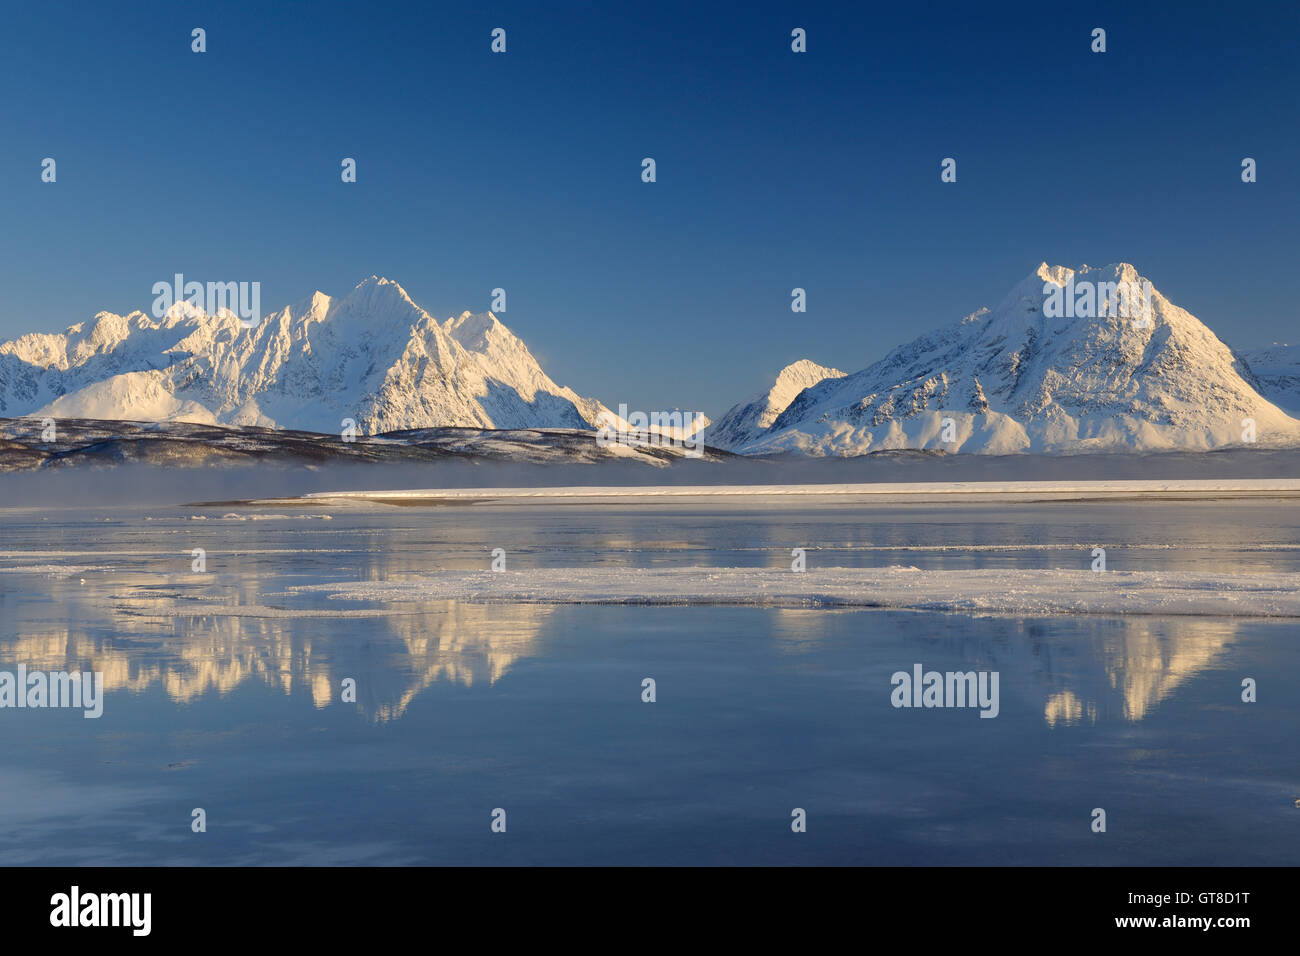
[4,447,1300,509]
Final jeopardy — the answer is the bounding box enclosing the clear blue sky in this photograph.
[1,0,1295,419]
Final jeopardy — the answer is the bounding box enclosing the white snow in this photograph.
[0,564,112,576]
[160,603,407,619]
[289,566,1300,617]
[37,369,220,423]
[207,513,333,521]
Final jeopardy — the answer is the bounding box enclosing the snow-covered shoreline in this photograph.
[280,478,1300,505]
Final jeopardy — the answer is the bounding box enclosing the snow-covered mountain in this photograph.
[730,263,1300,455]
[0,277,612,435]
[1236,344,1300,415]
[706,359,845,450]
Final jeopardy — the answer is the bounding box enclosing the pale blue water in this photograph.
[0,500,1297,864]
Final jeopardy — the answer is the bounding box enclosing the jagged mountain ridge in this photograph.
[0,277,611,435]
[727,263,1300,455]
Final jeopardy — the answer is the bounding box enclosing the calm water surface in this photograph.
[0,500,1296,864]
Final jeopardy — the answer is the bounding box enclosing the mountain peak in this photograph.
[735,262,1300,456]
[333,276,430,330]
[353,274,398,290]
[351,273,410,295]
[771,359,845,398]
[1034,261,1143,287]
[347,275,418,303]
[446,310,505,346]
[707,358,845,450]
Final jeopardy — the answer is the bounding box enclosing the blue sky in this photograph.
[0,0,1295,418]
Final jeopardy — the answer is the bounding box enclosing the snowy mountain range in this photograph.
[0,276,612,435]
[1,264,1297,458]
[713,263,1300,455]
[1236,343,1300,416]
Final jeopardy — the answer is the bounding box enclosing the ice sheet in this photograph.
[288,566,1300,617]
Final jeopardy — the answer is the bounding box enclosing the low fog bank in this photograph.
[1,448,1298,510]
